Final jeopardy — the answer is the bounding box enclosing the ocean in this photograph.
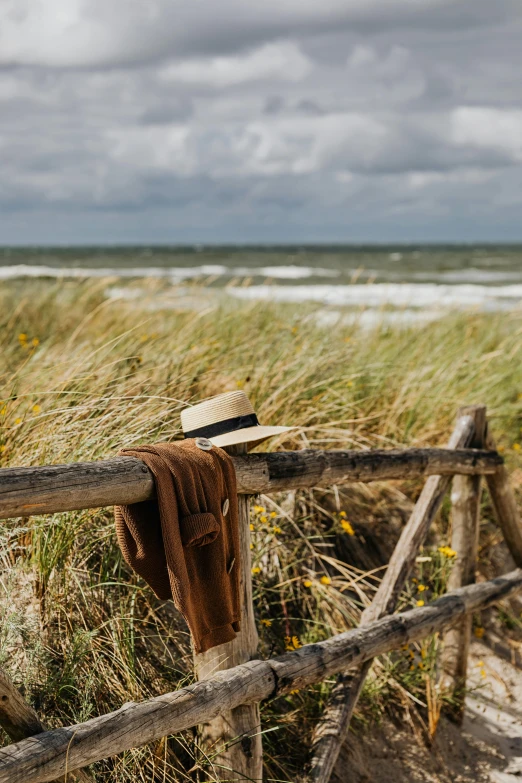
[2,245,522,324]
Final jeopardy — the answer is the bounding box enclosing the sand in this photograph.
[334,641,522,782]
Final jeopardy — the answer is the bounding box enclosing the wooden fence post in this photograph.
[193,443,262,781]
[485,428,522,567]
[440,406,486,721]
[307,407,481,783]
[0,667,92,783]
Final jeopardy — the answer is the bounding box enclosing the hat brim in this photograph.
[209,425,294,449]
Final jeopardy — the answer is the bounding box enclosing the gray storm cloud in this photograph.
[1,0,521,242]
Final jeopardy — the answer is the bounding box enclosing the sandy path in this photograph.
[464,640,522,782]
[333,641,522,783]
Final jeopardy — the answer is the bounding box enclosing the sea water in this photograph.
[2,245,522,320]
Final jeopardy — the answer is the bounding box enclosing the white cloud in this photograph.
[106,125,195,175]
[451,107,522,162]
[1,0,517,68]
[1,0,522,241]
[97,113,391,181]
[160,42,312,88]
[347,44,410,75]
[237,114,389,175]
[0,0,110,68]
[345,44,425,106]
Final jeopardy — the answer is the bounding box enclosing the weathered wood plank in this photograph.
[0,457,154,518]
[485,429,522,568]
[0,448,502,520]
[1,569,521,783]
[0,668,92,783]
[234,447,501,493]
[0,669,42,743]
[307,409,481,783]
[194,443,262,781]
[440,406,486,722]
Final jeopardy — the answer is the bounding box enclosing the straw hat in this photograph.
[181,391,293,449]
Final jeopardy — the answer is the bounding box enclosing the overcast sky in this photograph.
[1,0,522,245]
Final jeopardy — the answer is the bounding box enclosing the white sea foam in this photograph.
[2,263,517,285]
[107,285,215,312]
[0,263,339,281]
[3,264,522,313]
[202,264,339,279]
[410,268,522,284]
[226,282,522,310]
[254,265,339,279]
[0,264,230,280]
[311,309,445,329]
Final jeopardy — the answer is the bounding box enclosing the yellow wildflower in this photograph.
[286,635,302,649]
[32,404,41,414]
[409,664,415,671]
[341,519,355,536]
[438,546,457,558]
[270,511,277,518]
[289,689,299,695]
[31,337,39,347]
[481,668,487,679]
[339,511,347,518]
[14,418,21,425]
[253,505,265,514]
[416,600,425,607]
[250,543,253,550]
[477,661,484,667]
[303,579,313,588]
[346,381,353,387]
[260,515,268,524]
[261,619,272,627]
[250,523,254,531]
[0,445,6,453]
[272,526,282,535]
[513,443,521,452]
[18,333,27,343]
[474,627,485,639]
[0,407,6,416]
[251,566,261,575]
[417,584,426,592]
[236,379,245,389]
[320,575,331,586]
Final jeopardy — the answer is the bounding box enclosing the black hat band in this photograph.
[184,412,259,440]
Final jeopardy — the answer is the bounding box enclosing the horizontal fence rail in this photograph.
[0,569,520,783]
[0,447,502,519]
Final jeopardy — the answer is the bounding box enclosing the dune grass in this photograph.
[1,278,522,781]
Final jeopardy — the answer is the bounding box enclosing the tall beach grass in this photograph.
[1,278,522,781]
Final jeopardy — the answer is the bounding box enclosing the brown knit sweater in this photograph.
[114,440,240,653]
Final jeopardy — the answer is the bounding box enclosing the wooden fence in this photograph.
[0,403,521,783]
